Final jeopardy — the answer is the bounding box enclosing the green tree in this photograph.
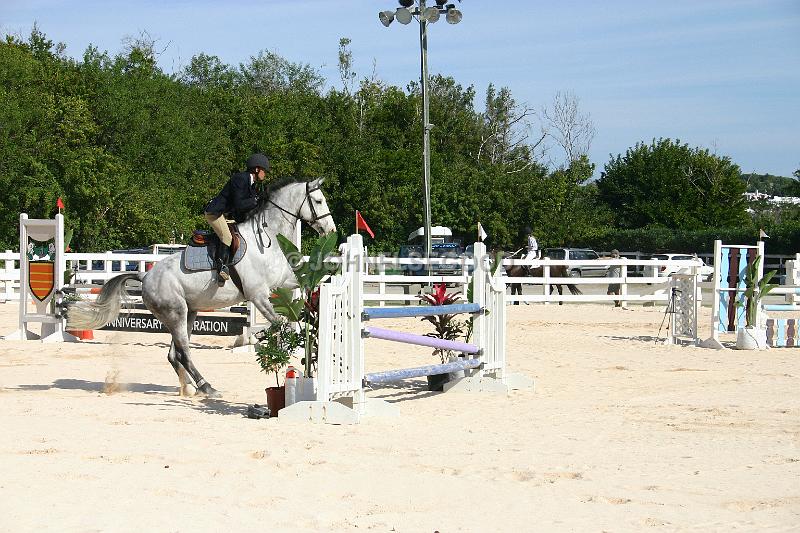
[742,172,800,196]
[597,138,748,230]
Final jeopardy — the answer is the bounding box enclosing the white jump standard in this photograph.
[280,234,533,425]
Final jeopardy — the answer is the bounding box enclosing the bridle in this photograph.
[268,181,332,225]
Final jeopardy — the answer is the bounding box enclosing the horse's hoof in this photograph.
[196,383,222,398]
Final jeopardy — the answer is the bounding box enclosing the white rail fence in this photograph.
[1,248,716,307]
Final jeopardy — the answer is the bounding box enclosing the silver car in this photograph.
[543,248,610,277]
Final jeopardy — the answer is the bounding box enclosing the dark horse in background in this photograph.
[502,250,582,305]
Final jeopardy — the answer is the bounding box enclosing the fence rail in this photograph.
[2,248,798,307]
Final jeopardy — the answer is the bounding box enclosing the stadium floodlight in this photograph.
[445,5,462,24]
[395,7,413,24]
[379,10,395,27]
[422,6,440,23]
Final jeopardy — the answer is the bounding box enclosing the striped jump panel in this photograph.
[765,318,799,348]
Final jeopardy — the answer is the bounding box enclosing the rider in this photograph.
[523,227,539,260]
[204,153,270,283]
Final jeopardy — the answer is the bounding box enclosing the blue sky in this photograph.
[3,0,799,178]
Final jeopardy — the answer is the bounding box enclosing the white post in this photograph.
[756,240,765,328]
[347,234,366,415]
[542,258,551,305]
[378,258,386,307]
[18,213,28,338]
[710,240,722,342]
[471,241,487,378]
[2,250,13,301]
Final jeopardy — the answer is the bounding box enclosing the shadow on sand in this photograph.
[14,379,250,417]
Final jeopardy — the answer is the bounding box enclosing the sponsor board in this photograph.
[101,312,247,336]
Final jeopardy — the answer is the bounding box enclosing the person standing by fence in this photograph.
[607,249,624,308]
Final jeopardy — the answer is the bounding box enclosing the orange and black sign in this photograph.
[28,260,55,301]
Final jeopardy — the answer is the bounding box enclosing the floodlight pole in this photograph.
[419,0,433,271]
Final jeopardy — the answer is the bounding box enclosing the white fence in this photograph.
[0,248,718,307]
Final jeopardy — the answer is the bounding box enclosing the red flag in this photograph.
[56,197,65,210]
[355,210,375,239]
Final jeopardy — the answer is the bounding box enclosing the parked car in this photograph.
[145,243,187,270]
[648,253,713,281]
[542,248,609,277]
[400,242,464,276]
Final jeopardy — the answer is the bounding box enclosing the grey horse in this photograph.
[66,178,336,398]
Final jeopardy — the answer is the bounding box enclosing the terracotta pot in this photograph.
[265,385,285,414]
[66,329,93,340]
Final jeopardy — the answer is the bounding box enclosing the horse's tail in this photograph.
[65,273,141,330]
[567,284,582,295]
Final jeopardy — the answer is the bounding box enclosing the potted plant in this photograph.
[736,255,777,350]
[419,283,472,391]
[262,232,339,401]
[254,321,302,413]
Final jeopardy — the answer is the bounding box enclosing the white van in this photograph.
[648,253,713,281]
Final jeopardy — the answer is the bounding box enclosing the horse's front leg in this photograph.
[249,289,281,326]
[163,309,221,398]
[167,342,194,397]
[551,284,564,305]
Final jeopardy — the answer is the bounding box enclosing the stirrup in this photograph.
[217,262,230,285]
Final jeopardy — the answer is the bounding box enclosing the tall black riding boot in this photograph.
[217,243,232,285]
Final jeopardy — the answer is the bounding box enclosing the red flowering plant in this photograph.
[419,283,471,364]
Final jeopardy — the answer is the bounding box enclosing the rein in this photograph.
[268,181,333,224]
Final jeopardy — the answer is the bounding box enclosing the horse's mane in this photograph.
[242,177,318,222]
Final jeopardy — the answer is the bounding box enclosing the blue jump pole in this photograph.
[362,303,481,321]
[364,358,482,385]
[764,304,800,311]
[363,326,481,354]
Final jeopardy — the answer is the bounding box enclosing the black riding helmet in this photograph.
[246,153,270,172]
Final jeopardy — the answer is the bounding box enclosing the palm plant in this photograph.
[737,256,778,328]
[269,232,339,376]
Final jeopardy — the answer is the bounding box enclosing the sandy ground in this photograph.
[1,301,799,532]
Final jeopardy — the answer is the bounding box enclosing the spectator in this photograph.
[607,249,624,308]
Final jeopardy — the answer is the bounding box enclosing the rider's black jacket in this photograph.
[204,172,259,223]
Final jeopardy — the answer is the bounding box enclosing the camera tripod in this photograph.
[656,286,682,344]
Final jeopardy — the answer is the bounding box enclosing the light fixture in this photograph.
[398,0,414,7]
[379,10,395,27]
[422,6,440,23]
[445,5,462,24]
[395,7,413,24]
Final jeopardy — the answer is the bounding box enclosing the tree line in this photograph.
[1,28,798,255]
